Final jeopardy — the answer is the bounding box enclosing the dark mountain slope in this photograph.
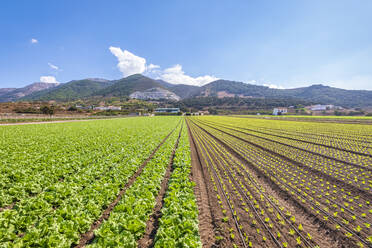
[197,80,372,107]
[0,82,59,102]
[21,79,112,101]
[95,74,165,97]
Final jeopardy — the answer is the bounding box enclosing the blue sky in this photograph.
[1,0,371,89]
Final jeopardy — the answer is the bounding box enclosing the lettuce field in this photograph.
[0,116,371,247]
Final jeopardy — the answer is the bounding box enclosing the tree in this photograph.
[40,105,55,117]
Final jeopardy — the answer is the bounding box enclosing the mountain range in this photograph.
[1,74,372,108]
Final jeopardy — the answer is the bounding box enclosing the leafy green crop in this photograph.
[154,126,202,248]
[0,117,183,247]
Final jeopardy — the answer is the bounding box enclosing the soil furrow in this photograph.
[195,119,371,198]
[199,119,372,172]
[189,119,362,247]
[187,119,228,248]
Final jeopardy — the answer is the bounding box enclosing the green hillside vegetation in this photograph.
[12,74,372,108]
[169,84,201,99]
[199,81,372,107]
[21,79,112,101]
[95,74,164,97]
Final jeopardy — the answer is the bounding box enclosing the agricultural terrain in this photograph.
[188,116,372,248]
[0,116,371,247]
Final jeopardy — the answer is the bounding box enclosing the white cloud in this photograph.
[158,64,218,86]
[40,76,59,84]
[48,63,59,70]
[109,46,147,77]
[148,64,160,70]
[263,83,285,89]
[109,47,218,86]
[31,38,38,44]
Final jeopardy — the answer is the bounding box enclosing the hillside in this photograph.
[0,82,59,102]
[195,80,372,108]
[276,84,372,108]
[2,74,372,108]
[21,79,112,101]
[94,74,165,97]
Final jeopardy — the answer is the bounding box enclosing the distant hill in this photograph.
[0,82,59,102]
[274,84,372,108]
[198,80,272,98]
[2,74,372,108]
[0,88,17,97]
[95,74,165,97]
[21,79,112,101]
[193,80,372,108]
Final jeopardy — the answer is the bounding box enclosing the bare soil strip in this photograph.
[137,124,183,248]
[200,119,372,171]
[186,119,224,248]
[201,126,335,247]
[188,120,243,248]
[75,124,179,248]
[197,119,371,198]
[190,119,359,247]
[219,120,372,158]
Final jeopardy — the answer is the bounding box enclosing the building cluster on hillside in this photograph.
[307,104,343,111]
[154,108,180,113]
[75,105,122,111]
[93,106,121,111]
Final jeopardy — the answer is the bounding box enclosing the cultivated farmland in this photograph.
[0,117,200,247]
[0,116,371,247]
[188,116,372,248]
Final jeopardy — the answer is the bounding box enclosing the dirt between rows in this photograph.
[192,119,360,247]
[206,133,336,248]
[200,119,372,172]
[75,123,179,248]
[137,124,183,247]
[187,120,234,248]
[198,120,372,201]
[194,127,276,248]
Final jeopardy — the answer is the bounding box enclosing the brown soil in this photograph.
[0,202,16,212]
[191,119,361,247]
[75,125,178,248]
[187,119,232,248]
[137,124,183,247]
[200,119,372,172]
[198,120,371,199]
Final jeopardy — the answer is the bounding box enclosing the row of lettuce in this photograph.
[0,117,202,247]
[153,124,202,247]
[89,121,202,247]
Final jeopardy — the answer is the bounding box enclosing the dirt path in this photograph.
[186,120,220,248]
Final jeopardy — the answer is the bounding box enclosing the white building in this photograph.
[309,104,334,111]
[94,106,121,111]
[273,107,288,115]
[155,108,180,113]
